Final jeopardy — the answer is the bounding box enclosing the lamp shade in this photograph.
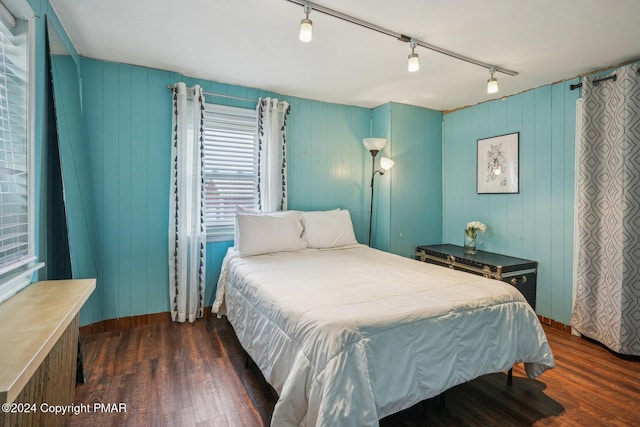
[380,157,395,171]
[363,138,387,151]
[299,19,312,42]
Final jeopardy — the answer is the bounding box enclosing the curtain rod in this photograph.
[570,74,617,91]
[570,66,640,91]
[284,0,518,77]
[166,84,257,102]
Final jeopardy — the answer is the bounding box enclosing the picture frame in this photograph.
[477,132,519,194]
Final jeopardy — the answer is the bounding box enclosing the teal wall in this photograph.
[371,103,443,256]
[285,97,372,239]
[388,103,443,257]
[50,52,99,289]
[442,80,580,324]
[24,0,581,326]
[79,58,378,324]
[370,104,392,250]
[66,54,581,326]
[26,0,86,285]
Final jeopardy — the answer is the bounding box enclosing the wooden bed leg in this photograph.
[507,368,513,386]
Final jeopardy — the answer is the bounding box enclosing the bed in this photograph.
[212,209,554,427]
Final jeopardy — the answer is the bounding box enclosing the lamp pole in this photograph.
[363,139,392,247]
[368,151,378,246]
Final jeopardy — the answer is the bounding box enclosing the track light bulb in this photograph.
[299,6,313,42]
[408,40,419,72]
[299,19,312,42]
[487,68,498,94]
[408,53,420,72]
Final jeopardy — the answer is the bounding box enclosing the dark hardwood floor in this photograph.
[68,316,640,427]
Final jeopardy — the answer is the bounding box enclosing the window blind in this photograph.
[0,17,29,271]
[0,4,40,304]
[203,103,258,241]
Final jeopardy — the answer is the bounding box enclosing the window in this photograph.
[0,0,40,304]
[202,103,258,242]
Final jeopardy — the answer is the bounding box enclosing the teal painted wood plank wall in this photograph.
[13,0,612,329]
[26,0,100,323]
[79,58,379,324]
[78,56,580,325]
[371,103,443,257]
[388,103,443,258]
[442,80,580,324]
[370,104,392,251]
[285,96,372,240]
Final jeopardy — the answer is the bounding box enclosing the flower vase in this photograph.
[464,232,477,255]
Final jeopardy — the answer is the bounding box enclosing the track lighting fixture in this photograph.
[487,68,498,94]
[299,5,313,42]
[407,40,419,72]
[287,0,517,94]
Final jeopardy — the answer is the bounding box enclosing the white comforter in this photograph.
[212,244,554,427]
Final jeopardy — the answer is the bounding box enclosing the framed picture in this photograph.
[477,132,519,194]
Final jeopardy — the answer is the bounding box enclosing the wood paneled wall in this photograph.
[442,80,580,324]
[388,103,443,257]
[78,56,579,326]
[370,103,443,257]
[79,59,372,325]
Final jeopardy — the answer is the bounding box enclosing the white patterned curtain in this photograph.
[169,82,206,323]
[571,64,640,355]
[257,98,290,212]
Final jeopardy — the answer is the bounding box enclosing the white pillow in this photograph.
[301,209,357,249]
[236,211,306,257]
[234,207,300,246]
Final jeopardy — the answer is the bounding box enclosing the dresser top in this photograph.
[0,279,95,403]
[416,244,537,268]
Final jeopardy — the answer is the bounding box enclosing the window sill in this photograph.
[0,262,44,305]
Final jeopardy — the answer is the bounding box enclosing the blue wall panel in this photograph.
[79,58,372,324]
[388,103,443,258]
[81,59,578,325]
[21,0,598,329]
[129,66,149,314]
[82,60,176,321]
[26,0,105,324]
[286,97,371,242]
[442,81,579,323]
[369,103,442,256]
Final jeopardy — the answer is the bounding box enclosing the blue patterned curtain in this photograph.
[571,64,640,355]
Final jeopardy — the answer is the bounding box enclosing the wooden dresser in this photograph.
[0,279,95,427]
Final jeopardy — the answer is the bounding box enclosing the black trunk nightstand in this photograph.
[415,244,537,310]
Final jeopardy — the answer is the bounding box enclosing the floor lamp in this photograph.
[363,138,394,246]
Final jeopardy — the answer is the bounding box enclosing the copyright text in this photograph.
[2,402,127,415]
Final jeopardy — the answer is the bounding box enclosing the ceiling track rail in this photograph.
[284,0,518,77]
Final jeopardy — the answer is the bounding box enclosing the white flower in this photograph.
[465,221,486,238]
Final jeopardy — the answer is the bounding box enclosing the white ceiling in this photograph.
[50,0,640,112]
